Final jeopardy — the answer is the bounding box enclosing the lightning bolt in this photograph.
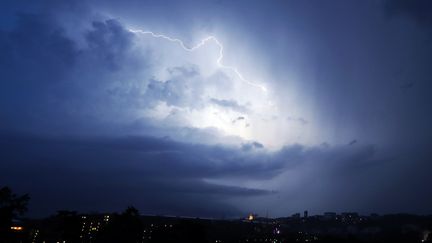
[128,28,267,93]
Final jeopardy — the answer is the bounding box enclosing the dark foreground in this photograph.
[3,210,432,243]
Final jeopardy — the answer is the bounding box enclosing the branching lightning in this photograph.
[128,28,267,92]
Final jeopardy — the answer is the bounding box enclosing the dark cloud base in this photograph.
[0,132,282,217]
[2,131,432,217]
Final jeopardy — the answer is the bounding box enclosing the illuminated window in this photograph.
[10,226,23,231]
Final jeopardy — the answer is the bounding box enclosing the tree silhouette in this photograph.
[0,186,30,241]
[123,206,140,217]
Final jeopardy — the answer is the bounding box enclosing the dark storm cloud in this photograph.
[0,12,147,134]
[0,13,77,84]
[85,19,134,70]
[0,13,79,132]
[0,132,286,217]
[2,131,408,217]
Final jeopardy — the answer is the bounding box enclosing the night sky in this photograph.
[1,0,432,218]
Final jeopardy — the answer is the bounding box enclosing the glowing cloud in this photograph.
[125,27,304,148]
[128,28,267,92]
